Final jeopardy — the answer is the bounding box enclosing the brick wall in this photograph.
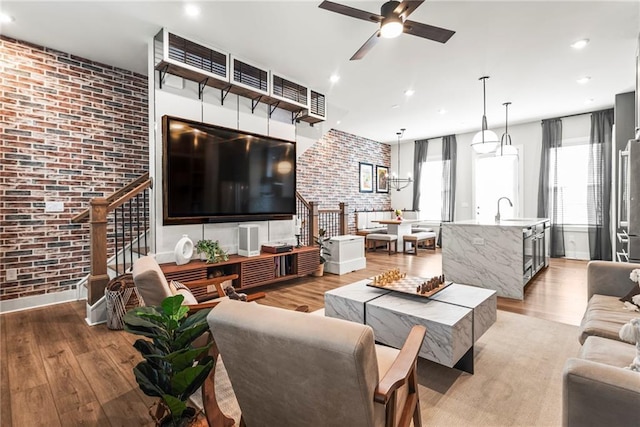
[297,129,391,234]
[0,36,149,301]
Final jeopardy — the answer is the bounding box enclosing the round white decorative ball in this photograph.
[174,235,194,265]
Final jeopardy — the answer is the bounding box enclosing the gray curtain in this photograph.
[537,118,565,257]
[438,135,457,247]
[441,135,457,222]
[412,139,429,211]
[587,109,614,260]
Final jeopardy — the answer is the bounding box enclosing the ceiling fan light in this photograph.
[380,17,403,38]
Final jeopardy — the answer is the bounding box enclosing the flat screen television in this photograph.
[162,115,296,225]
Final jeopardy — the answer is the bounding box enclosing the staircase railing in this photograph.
[295,192,348,245]
[72,173,152,305]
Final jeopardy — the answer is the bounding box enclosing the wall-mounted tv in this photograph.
[162,115,296,225]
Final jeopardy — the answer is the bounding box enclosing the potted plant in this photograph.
[195,239,229,264]
[123,295,214,427]
[313,228,331,277]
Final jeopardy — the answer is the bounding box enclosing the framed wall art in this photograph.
[359,162,373,193]
[376,165,389,193]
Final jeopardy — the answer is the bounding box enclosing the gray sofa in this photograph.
[578,260,640,344]
[563,261,640,427]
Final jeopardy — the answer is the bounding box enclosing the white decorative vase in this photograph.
[174,235,194,265]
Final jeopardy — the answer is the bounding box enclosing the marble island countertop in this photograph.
[450,218,549,228]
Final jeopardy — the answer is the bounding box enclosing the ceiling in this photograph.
[1,1,638,143]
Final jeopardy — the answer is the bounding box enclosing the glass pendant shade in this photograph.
[472,76,499,154]
[495,102,518,157]
[496,144,518,157]
[471,130,499,153]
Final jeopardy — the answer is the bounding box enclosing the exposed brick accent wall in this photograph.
[0,36,148,301]
[297,129,391,234]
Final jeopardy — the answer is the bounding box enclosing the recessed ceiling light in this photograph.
[184,4,200,17]
[329,74,340,83]
[577,76,591,84]
[0,12,14,23]
[404,89,415,96]
[336,120,341,125]
[571,39,590,49]
[438,109,447,115]
[391,104,400,109]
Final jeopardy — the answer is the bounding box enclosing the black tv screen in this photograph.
[162,116,296,225]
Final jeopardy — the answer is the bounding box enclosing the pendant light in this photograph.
[388,128,412,191]
[471,76,499,154]
[495,102,518,157]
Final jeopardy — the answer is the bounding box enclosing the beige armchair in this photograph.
[207,299,426,427]
[131,255,265,427]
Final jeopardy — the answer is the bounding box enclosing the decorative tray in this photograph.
[366,270,452,299]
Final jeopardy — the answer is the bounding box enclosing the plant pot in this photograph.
[159,407,199,427]
[312,263,325,277]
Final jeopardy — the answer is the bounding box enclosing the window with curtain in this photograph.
[418,160,445,220]
[548,138,594,225]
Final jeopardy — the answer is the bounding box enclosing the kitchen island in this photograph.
[442,218,549,300]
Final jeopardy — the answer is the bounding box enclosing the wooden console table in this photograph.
[160,246,319,300]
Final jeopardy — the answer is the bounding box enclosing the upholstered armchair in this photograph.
[131,255,265,427]
[207,299,426,427]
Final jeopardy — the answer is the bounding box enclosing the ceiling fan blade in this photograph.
[318,1,383,23]
[393,0,424,20]
[403,20,455,43]
[350,30,381,61]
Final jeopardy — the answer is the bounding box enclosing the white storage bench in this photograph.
[324,235,366,275]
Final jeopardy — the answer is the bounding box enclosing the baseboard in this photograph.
[85,295,107,326]
[0,289,79,314]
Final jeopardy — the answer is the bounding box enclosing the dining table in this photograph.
[372,219,422,248]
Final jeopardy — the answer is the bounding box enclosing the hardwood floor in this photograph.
[0,250,588,426]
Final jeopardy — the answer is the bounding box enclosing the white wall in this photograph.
[148,47,325,264]
[391,115,594,260]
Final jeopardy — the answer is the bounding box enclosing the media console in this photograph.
[160,246,320,301]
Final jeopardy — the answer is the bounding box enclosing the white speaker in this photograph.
[238,224,260,257]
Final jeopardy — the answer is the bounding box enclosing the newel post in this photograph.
[88,198,110,305]
[339,202,348,235]
[308,202,319,244]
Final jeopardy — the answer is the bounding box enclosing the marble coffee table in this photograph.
[324,280,496,373]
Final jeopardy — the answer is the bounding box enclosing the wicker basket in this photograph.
[105,274,145,330]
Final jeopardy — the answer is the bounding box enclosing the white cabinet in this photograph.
[324,235,366,275]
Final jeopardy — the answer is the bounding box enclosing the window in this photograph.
[549,139,597,226]
[474,155,519,222]
[419,160,444,221]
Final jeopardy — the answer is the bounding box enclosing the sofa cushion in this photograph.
[579,294,640,344]
[579,336,636,368]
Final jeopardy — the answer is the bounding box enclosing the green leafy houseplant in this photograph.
[195,239,229,264]
[123,295,214,427]
[314,228,331,264]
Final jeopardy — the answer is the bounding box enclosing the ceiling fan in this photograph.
[318,0,455,60]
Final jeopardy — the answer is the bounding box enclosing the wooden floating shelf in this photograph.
[154,28,326,121]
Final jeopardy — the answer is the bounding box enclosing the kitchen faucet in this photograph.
[495,197,513,222]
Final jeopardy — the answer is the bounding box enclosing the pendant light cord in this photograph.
[479,76,489,143]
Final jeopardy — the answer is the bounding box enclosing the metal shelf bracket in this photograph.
[221,85,232,106]
[158,64,169,89]
[269,101,280,118]
[198,78,209,100]
[291,109,304,124]
[251,96,263,114]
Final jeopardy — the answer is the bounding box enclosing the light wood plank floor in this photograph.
[0,250,588,426]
